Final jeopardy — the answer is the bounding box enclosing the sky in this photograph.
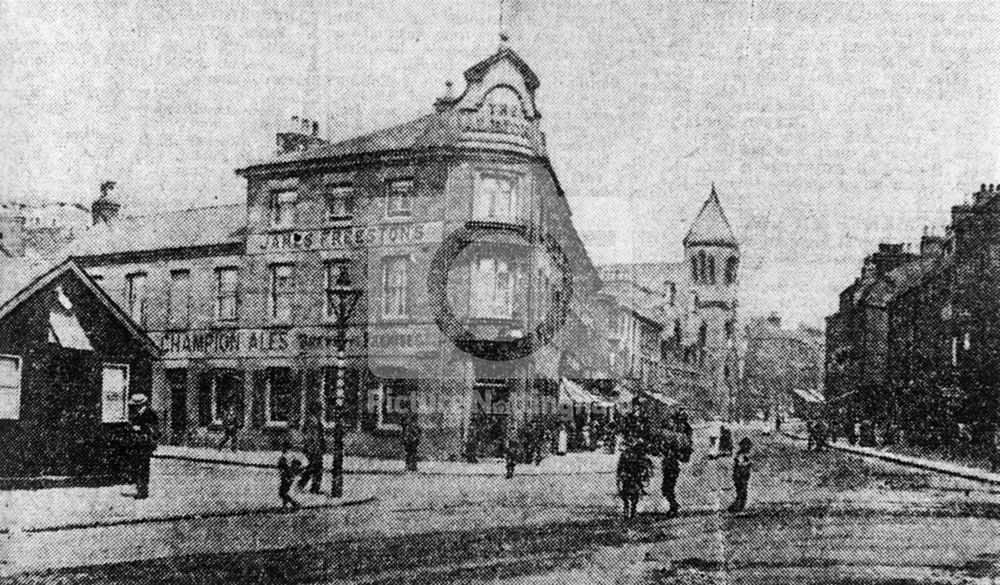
[1,0,999,327]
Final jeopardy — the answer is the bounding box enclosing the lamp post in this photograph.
[328,267,362,498]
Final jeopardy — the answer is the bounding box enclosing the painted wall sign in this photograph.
[157,324,442,358]
[250,221,443,252]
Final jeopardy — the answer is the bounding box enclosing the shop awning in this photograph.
[615,387,635,404]
[644,390,679,406]
[792,388,825,404]
[559,378,614,407]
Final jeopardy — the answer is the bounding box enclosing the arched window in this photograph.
[695,251,708,284]
[691,257,698,282]
[725,257,739,285]
[707,255,716,284]
[699,322,708,346]
[673,320,682,344]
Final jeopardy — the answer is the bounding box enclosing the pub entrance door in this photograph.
[467,378,511,460]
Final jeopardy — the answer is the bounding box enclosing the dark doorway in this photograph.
[167,369,187,444]
[467,378,511,460]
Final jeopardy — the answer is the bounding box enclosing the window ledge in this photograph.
[263,422,290,431]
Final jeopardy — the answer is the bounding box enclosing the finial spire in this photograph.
[499,0,510,48]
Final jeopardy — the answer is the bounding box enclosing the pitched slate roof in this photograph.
[683,185,738,248]
[863,255,950,308]
[0,257,160,355]
[601,280,665,326]
[67,204,245,258]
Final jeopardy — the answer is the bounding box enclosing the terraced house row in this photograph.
[826,182,1000,449]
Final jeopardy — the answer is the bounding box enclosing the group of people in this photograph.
[805,419,829,451]
[615,410,754,520]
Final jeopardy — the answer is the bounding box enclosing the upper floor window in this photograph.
[126,272,147,325]
[725,257,739,285]
[473,172,520,222]
[270,189,297,228]
[216,268,239,321]
[169,270,191,327]
[270,264,294,321]
[706,255,716,284]
[382,256,408,319]
[470,257,514,319]
[325,185,353,222]
[386,180,413,218]
[0,355,21,420]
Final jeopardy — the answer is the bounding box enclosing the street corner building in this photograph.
[0,258,159,488]
[67,43,617,462]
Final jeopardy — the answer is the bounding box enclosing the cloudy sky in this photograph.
[1,0,999,327]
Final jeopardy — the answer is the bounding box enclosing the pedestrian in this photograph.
[672,409,693,440]
[806,419,815,451]
[216,402,241,452]
[504,434,521,479]
[846,419,858,446]
[401,413,421,472]
[557,424,569,456]
[774,413,782,433]
[128,394,159,500]
[660,421,687,518]
[616,439,652,520]
[813,419,827,451]
[728,437,753,513]
[297,405,325,493]
[278,441,302,510]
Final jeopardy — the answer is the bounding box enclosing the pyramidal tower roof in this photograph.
[683,184,738,248]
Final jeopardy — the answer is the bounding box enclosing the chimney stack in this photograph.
[276,115,327,154]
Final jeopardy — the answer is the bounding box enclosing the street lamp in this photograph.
[328,266,362,498]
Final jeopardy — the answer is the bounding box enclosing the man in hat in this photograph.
[298,404,326,494]
[129,394,159,499]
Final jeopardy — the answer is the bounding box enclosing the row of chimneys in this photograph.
[289,115,320,137]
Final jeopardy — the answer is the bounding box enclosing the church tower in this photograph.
[683,185,740,417]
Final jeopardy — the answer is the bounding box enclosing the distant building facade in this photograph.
[738,313,824,421]
[825,182,1000,448]
[70,44,614,460]
[598,187,741,418]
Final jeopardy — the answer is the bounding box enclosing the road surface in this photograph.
[5,431,1000,584]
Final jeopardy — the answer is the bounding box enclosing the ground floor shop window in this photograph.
[265,367,294,425]
[0,355,21,420]
[101,364,129,423]
[375,378,416,431]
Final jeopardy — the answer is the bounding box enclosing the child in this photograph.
[616,439,652,520]
[728,437,753,513]
[278,441,302,510]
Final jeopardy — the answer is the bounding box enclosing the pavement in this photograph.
[779,423,1000,486]
[153,444,617,476]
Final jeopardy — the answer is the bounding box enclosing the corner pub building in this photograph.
[70,43,613,460]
